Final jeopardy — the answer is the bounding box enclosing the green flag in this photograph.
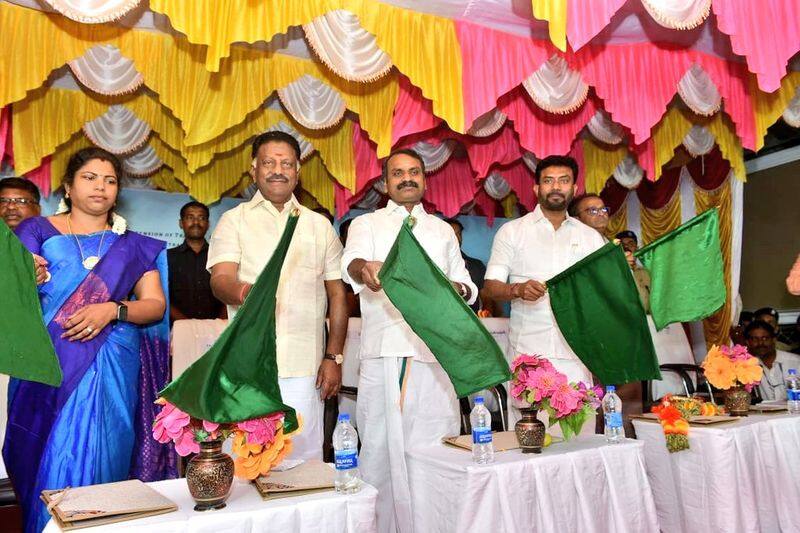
[548,242,660,384]
[634,209,725,330]
[161,214,299,432]
[0,222,62,386]
[379,217,511,397]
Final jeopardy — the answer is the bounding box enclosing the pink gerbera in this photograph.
[527,367,567,403]
[511,354,546,373]
[550,381,585,418]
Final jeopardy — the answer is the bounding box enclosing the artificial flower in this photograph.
[550,381,584,418]
[174,428,200,456]
[237,413,281,445]
[152,401,191,442]
[702,357,736,390]
[526,367,566,403]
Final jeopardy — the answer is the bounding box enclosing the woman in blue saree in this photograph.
[3,148,176,532]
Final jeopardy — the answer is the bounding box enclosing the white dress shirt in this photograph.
[341,200,477,362]
[207,192,342,378]
[485,205,605,362]
[757,350,800,401]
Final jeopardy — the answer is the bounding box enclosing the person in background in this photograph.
[207,131,348,461]
[616,230,651,313]
[445,218,490,314]
[168,201,225,322]
[568,193,610,238]
[0,177,40,230]
[730,310,754,346]
[754,307,793,352]
[746,320,800,401]
[3,147,173,532]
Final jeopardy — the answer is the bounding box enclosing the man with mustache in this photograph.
[342,149,477,533]
[746,320,800,401]
[0,177,40,230]
[167,201,225,322]
[207,131,348,461]
[484,155,605,424]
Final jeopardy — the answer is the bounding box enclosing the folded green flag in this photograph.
[635,209,725,330]
[548,242,660,384]
[379,217,511,397]
[161,213,299,432]
[0,222,62,386]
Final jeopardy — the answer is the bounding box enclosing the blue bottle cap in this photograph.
[338,413,350,422]
[606,385,616,392]
[789,369,797,375]
[474,397,484,404]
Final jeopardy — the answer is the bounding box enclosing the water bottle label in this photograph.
[334,450,358,470]
[605,412,623,429]
[472,427,492,444]
[788,390,800,402]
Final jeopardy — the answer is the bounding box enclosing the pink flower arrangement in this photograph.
[510,354,604,440]
[152,398,291,479]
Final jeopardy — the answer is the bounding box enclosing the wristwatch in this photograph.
[324,353,344,365]
[115,301,128,322]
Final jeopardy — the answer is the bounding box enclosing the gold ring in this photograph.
[85,326,94,334]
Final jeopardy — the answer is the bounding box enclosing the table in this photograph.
[406,435,659,533]
[44,477,378,532]
[633,413,800,533]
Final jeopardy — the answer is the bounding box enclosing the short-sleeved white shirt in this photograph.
[207,192,342,378]
[485,205,605,361]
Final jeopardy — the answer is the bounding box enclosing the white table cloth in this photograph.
[633,413,800,533]
[44,477,378,532]
[406,435,659,533]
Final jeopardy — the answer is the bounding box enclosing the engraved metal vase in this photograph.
[515,408,546,454]
[724,386,750,417]
[186,440,234,511]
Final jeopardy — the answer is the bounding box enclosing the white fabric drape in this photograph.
[483,172,512,200]
[68,45,143,96]
[678,166,696,223]
[372,178,388,195]
[641,0,712,30]
[303,10,393,83]
[782,87,800,127]
[522,55,589,114]
[123,143,163,177]
[411,140,456,173]
[266,122,314,161]
[587,110,625,145]
[681,125,715,156]
[626,189,642,240]
[356,187,383,209]
[677,64,722,117]
[277,75,347,130]
[43,0,143,23]
[522,151,539,173]
[730,174,743,324]
[466,108,507,137]
[82,105,151,155]
[613,156,644,189]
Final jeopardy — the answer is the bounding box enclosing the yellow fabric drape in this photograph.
[605,198,628,240]
[501,193,518,218]
[704,114,746,183]
[531,0,568,52]
[299,154,336,215]
[50,133,94,192]
[149,167,188,194]
[639,189,682,246]
[0,2,398,155]
[752,71,800,151]
[694,180,733,348]
[147,0,464,133]
[582,139,627,194]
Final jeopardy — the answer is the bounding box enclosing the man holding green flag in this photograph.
[342,149,477,533]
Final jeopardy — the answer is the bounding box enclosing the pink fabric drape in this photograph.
[568,139,586,195]
[353,121,382,191]
[712,0,800,93]
[24,156,51,198]
[0,106,9,165]
[696,55,757,150]
[473,188,499,226]
[567,0,628,51]
[424,156,477,217]
[391,75,442,146]
[462,124,523,178]
[498,160,538,211]
[455,20,552,129]
[499,88,598,158]
[633,139,656,184]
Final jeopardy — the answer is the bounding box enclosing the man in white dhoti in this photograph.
[207,131,348,461]
[342,149,477,533]
[483,155,605,427]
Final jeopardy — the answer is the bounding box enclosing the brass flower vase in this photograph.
[186,440,234,511]
[515,408,546,454]
[724,386,750,417]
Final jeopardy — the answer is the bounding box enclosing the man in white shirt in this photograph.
[207,131,348,460]
[746,320,800,401]
[342,149,477,533]
[484,155,605,424]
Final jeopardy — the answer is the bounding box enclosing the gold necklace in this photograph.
[67,214,108,270]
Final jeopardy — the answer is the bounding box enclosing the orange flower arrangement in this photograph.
[651,395,719,452]
[701,344,763,391]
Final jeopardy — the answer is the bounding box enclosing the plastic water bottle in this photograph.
[603,385,624,444]
[786,369,800,414]
[333,414,362,494]
[470,397,494,464]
